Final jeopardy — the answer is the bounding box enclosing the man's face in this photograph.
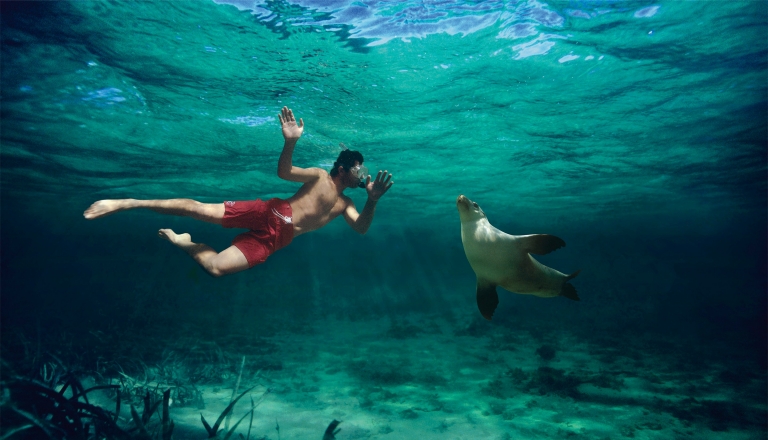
[344,161,364,188]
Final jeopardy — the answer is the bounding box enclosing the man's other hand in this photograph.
[365,170,394,201]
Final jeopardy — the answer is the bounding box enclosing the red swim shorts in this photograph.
[221,198,294,268]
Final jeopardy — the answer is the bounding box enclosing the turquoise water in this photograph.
[1,1,766,439]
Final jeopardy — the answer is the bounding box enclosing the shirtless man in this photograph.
[83,106,394,277]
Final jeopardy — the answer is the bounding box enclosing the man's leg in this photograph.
[158,229,249,277]
[85,199,247,276]
[84,199,225,224]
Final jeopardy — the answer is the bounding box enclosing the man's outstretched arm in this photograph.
[276,106,320,182]
[344,170,394,234]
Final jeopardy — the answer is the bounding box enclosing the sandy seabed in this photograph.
[81,314,767,440]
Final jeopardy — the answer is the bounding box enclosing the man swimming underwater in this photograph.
[84,107,394,277]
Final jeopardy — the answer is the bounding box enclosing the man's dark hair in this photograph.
[330,150,364,177]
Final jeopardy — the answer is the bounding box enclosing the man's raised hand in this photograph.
[278,106,304,141]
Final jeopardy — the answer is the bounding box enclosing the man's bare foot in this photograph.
[83,199,131,220]
[158,229,193,250]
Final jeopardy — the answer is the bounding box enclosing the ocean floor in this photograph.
[64,314,767,440]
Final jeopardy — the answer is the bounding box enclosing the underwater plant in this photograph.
[323,419,342,440]
[128,389,174,439]
[115,364,204,411]
[0,369,180,440]
[199,386,256,438]
[1,374,122,439]
[0,349,273,440]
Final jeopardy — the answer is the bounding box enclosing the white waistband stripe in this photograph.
[271,207,293,224]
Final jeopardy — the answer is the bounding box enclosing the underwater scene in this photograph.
[1,0,766,439]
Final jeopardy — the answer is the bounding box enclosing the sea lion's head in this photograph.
[456,195,486,223]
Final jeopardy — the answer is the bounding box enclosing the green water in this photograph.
[1,1,766,439]
[3,1,765,229]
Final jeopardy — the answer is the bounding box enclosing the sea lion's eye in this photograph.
[473,203,478,208]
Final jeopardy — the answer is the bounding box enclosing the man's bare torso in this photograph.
[285,169,349,236]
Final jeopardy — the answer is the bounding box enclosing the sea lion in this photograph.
[456,195,580,320]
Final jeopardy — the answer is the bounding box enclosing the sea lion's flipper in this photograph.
[560,270,581,301]
[560,283,580,301]
[566,269,580,281]
[476,280,499,321]
[518,234,566,255]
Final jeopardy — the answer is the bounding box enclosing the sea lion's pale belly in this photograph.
[463,231,566,297]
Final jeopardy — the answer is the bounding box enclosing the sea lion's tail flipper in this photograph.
[519,234,566,255]
[560,270,581,301]
[476,280,499,321]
